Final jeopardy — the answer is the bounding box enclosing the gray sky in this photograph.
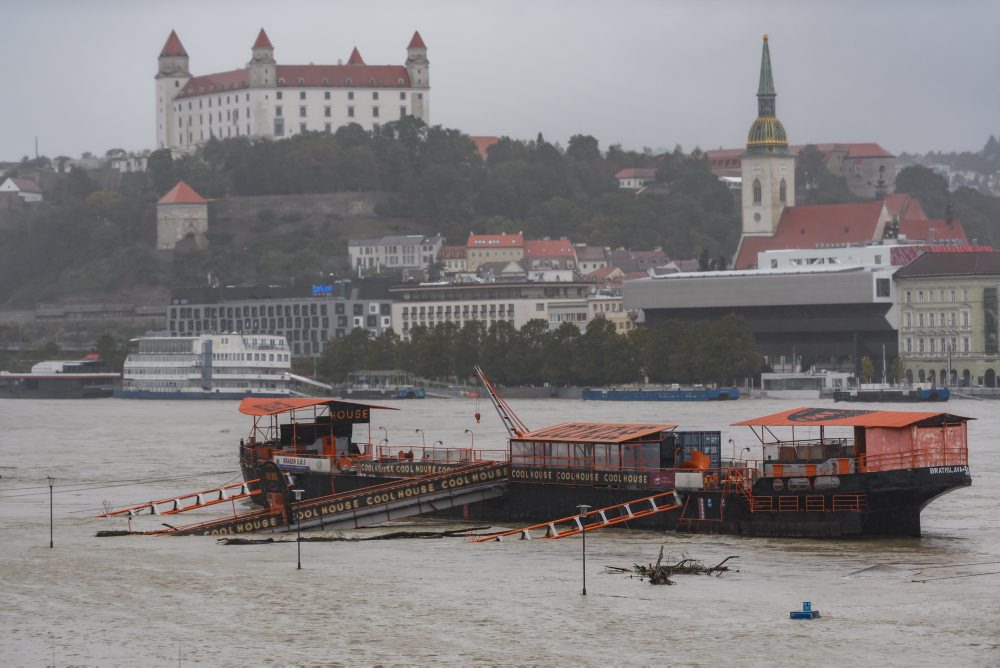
[2,0,997,161]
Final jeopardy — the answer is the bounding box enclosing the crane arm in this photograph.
[473,365,530,438]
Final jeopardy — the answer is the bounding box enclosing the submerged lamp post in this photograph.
[415,429,426,448]
[292,488,304,570]
[379,426,389,446]
[577,504,590,595]
[47,476,54,549]
[464,429,474,449]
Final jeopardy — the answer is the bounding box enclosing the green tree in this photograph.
[858,356,876,383]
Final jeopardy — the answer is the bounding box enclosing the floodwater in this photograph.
[1,396,998,666]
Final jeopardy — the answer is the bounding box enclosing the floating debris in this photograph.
[95,530,137,537]
[606,546,739,585]
[790,601,821,619]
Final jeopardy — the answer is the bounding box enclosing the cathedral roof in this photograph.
[408,31,426,49]
[347,47,365,65]
[160,30,188,58]
[158,181,206,205]
[734,201,886,268]
[175,64,411,98]
[758,35,775,95]
[253,28,273,49]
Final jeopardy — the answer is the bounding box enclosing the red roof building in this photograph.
[615,167,657,190]
[466,233,524,271]
[157,182,208,250]
[159,30,188,58]
[347,47,365,65]
[469,136,499,161]
[524,238,577,270]
[158,181,207,205]
[252,28,273,49]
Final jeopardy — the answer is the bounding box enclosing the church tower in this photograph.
[405,31,430,121]
[155,30,191,150]
[741,35,795,236]
[247,28,276,87]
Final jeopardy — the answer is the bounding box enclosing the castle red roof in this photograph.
[176,64,410,98]
[525,239,576,258]
[408,31,426,49]
[734,201,887,269]
[159,30,188,58]
[883,193,927,221]
[347,47,365,65]
[158,181,206,205]
[253,28,273,49]
[437,245,467,260]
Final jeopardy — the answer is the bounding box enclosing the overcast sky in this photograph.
[2,0,997,161]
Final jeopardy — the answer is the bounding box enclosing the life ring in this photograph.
[335,457,353,472]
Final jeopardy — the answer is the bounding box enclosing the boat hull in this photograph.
[833,388,949,402]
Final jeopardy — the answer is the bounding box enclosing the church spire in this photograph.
[746,34,788,154]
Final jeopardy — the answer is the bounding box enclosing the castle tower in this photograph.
[247,28,276,87]
[406,31,429,120]
[741,35,796,236]
[155,30,192,150]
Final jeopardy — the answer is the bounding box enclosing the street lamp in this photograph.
[292,488,304,570]
[415,429,426,448]
[464,429,474,449]
[577,504,591,596]
[379,426,388,445]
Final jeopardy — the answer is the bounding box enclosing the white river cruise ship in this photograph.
[117,334,291,399]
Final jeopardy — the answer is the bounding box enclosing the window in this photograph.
[400,106,407,117]
[905,290,911,303]
[325,123,332,132]
[876,278,890,297]
[276,91,283,100]
[779,178,787,203]
[348,91,354,100]
[299,106,306,117]
[372,106,379,118]
[905,338,912,353]
[400,91,407,100]
[752,179,762,205]
[324,106,331,117]
[299,123,306,133]
[904,312,912,328]
[536,303,545,312]
[324,91,331,100]
[299,91,306,100]
[273,117,284,136]
[275,106,283,117]
[348,107,354,117]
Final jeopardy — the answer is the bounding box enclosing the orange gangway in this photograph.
[98,480,259,517]
[472,491,680,542]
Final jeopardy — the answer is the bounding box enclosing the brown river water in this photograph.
[1,396,998,666]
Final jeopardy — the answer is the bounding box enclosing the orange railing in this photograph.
[375,445,509,465]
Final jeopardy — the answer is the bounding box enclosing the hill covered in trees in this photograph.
[0,118,742,306]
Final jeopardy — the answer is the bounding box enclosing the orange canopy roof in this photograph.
[515,422,677,443]
[239,397,395,416]
[732,407,970,429]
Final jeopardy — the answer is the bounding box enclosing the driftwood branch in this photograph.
[606,547,739,585]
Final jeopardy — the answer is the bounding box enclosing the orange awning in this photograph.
[515,422,677,444]
[238,397,396,416]
[732,407,971,429]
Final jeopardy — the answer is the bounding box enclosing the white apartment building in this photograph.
[156,29,429,152]
[390,282,596,338]
[349,235,444,274]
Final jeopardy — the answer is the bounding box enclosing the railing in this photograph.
[376,445,509,464]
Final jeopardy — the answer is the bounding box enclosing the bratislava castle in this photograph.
[155,28,430,152]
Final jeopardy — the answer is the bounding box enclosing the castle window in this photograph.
[369,78,376,86]
[373,106,379,117]
[752,179,762,205]
[400,106,407,117]
[175,81,179,88]
[322,79,329,86]
[325,123,332,133]
[276,91,282,100]
[398,78,404,85]
[299,106,306,117]
[278,78,285,86]
[275,106,283,117]
[400,92,407,100]
[346,78,352,85]
[779,178,787,203]
[348,106,354,117]
[273,118,284,136]
[348,91,354,100]
[300,123,306,133]
[299,91,306,100]
[324,91,331,100]
[324,106,331,117]
[298,78,304,85]
[372,91,379,100]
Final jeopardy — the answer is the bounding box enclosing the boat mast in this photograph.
[473,365,530,438]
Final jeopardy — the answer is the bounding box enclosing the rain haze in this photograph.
[1,0,998,160]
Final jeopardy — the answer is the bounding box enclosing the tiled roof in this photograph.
[437,245,467,259]
[525,239,575,258]
[894,251,1000,278]
[889,245,994,266]
[408,31,426,49]
[734,201,886,269]
[898,218,969,244]
[158,181,206,205]
[347,47,365,65]
[176,64,410,98]
[615,168,657,179]
[160,30,187,58]
[7,178,42,193]
[253,28,273,49]
[585,266,623,282]
[575,245,607,261]
[882,193,928,221]
[468,233,524,248]
[469,136,499,161]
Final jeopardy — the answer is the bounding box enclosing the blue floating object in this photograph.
[790,601,821,619]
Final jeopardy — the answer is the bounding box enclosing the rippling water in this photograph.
[1,396,998,665]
